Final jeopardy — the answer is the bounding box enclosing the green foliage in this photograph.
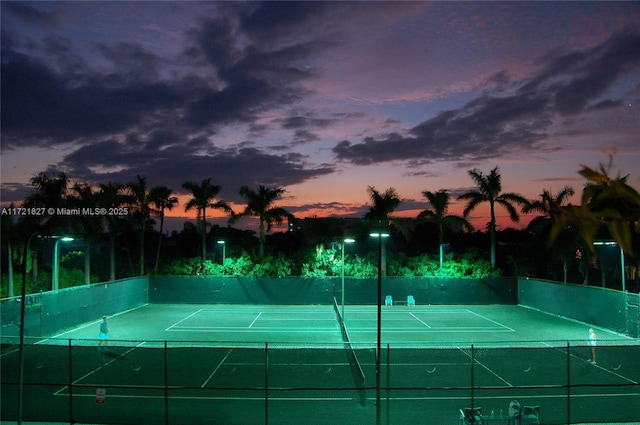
[158,248,499,278]
[58,268,88,288]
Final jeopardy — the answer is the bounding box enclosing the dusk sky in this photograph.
[2,1,639,233]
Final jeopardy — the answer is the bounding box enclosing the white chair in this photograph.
[407,295,415,306]
[385,295,393,306]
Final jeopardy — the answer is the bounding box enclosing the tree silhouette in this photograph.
[457,167,530,270]
[550,154,640,262]
[232,185,292,257]
[524,186,576,282]
[418,189,473,267]
[68,182,103,284]
[183,178,232,267]
[150,186,179,273]
[97,182,131,280]
[126,175,153,276]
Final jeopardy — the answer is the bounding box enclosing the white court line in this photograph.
[409,312,431,328]
[165,308,203,331]
[54,342,146,395]
[457,346,513,387]
[167,327,340,333]
[202,348,234,388]
[248,312,262,328]
[38,304,149,343]
[541,341,638,384]
[465,309,515,332]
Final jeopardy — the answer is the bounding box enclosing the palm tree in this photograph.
[183,178,232,266]
[418,189,473,267]
[23,171,71,284]
[97,182,130,280]
[150,186,179,272]
[550,154,640,261]
[364,186,406,276]
[232,185,292,257]
[524,186,575,233]
[524,186,575,282]
[23,171,70,234]
[457,167,530,270]
[68,182,103,285]
[126,175,153,276]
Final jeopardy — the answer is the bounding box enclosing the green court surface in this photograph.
[2,303,639,425]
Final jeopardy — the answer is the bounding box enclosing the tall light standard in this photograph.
[217,240,226,265]
[18,232,40,425]
[46,236,74,291]
[369,230,389,425]
[594,240,627,334]
[593,241,626,292]
[341,238,355,318]
[439,243,449,270]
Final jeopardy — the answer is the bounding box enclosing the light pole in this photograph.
[369,230,389,425]
[593,241,626,292]
[439,243,449,270]
[47,236,74,291]
[594,240,627,334]
[341,238,355,318]
[217,240,226,265]
[18,232,40,425]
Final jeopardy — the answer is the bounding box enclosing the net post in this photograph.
[470,344,475,410]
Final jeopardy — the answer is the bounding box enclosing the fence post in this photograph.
[567,342,571,425]
[68,339,73,425]
[164,341,169,425]
[386,343,390,425]
[265,342,269,425]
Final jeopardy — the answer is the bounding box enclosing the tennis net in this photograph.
[333,297,366,406]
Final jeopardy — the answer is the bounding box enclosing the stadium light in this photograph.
[340,238,355,318]
[369,230,389,425]
[217,240,226,266]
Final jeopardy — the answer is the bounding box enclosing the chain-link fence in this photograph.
[2,338,638,424]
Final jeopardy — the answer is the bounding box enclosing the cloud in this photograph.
[59,140,334,204]
[332,27,640,166]
[2,2,56,27]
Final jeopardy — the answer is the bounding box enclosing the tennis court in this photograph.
[2,301,639,424]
